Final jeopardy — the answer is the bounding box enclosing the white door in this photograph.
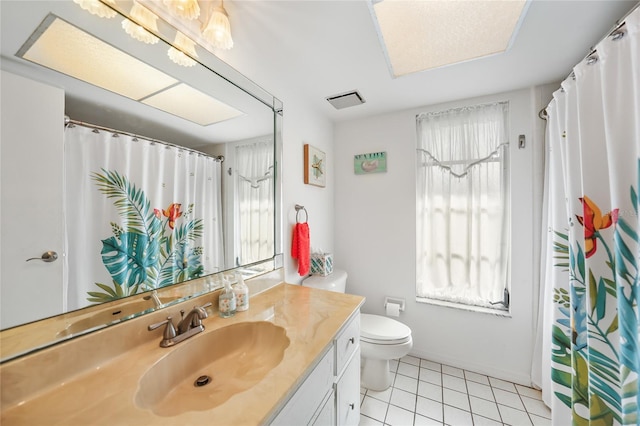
[0,70,65,329]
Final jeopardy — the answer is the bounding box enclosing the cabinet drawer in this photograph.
[336,347,360,426]
[335,312,360,375]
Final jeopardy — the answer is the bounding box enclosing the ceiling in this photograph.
[1,0,637,145]
[209,0,639,122]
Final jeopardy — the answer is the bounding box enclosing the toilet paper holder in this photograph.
[384,297,405,312]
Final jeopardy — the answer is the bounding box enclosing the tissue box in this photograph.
[310,252,333,276]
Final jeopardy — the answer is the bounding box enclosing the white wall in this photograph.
[215,51,336,284]
[279,94,335,284]
[334,86,554,385]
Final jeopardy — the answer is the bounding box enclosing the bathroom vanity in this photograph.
[273,305,361,426]
[0,271,364,425]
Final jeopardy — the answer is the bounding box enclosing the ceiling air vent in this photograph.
[326,90,366,110]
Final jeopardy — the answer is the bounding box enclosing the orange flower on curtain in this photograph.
[154,203,183,229]
[575,196,619,258]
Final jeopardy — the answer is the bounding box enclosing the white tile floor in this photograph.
[360,356,551,426]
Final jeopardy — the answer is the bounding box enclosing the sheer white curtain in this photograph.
[234,139,274,266]
[64,124,223,310]
[536,6,639,424]
[416,102,510,308]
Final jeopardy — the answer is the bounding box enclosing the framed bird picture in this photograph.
[304,144,326,187]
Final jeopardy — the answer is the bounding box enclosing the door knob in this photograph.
[26,251,58,263]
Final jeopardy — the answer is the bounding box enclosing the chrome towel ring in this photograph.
[295,204,308,223]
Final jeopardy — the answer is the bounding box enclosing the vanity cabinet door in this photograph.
[312,390,336,426]
[336,346,360,426]
[271,348,334,426]
[271,309,361,426]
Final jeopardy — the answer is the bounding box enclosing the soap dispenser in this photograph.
[234,272,249,312]
[218,276,237,318]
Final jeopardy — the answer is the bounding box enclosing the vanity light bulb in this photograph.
[168,31,198,67]
[168,48,196,67]
[122,2,160,45]
[122,20,159,44]
[73,0,117,19]
[164,0,200,20]
[202,5,233,50]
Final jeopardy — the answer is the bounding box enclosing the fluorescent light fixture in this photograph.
[19,15,176,100]
[17,14,242,126]
[142,83,242,126]
[371,0,527,77]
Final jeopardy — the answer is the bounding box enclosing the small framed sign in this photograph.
[304,144,326,187]
[354,151,387,174]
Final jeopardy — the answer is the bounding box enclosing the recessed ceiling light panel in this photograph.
[370,0,528,77]
[16,14,243,126]
[142,83,243,126]
[18,15,177,100]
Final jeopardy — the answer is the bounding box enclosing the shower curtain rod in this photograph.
[64,116,224,162]
[538,2,639,121]
[583,2,639,59]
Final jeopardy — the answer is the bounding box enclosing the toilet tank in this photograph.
[301,269,347,293]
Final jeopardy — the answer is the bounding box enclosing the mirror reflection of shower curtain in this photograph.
[234,139,274,266]
[64,124,224,311]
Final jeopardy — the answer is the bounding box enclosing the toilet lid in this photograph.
[301,269,347,291]
[360,314,411,344]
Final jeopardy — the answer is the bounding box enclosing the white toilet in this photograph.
[302,269,413,391]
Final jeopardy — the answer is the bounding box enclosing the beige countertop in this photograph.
[0,283,364,425]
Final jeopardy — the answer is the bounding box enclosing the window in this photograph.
[233,139,275,266]
[416,102,510,311]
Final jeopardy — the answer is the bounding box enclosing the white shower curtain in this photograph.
[536,6,639,425]
[64,124,224,310]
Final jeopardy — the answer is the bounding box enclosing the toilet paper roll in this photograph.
[386,302,400,317]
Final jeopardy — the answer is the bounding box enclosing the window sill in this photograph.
[416,297,511,317]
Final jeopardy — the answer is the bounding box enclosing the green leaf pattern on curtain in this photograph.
[87,169,204,303]
[551,160,639,425]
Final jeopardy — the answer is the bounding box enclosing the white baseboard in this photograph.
[408,348,533,387]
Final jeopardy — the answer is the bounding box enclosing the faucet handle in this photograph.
[192,303,213,326]
[148,316,177,341]
[198,302,213,314]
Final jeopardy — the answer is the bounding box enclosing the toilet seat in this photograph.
[360,314,411,345]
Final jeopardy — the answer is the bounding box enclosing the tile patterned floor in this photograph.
[359,356,552,426]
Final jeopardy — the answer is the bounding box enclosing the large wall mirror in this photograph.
[0,0,283,362]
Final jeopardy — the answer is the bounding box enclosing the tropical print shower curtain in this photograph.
[64,124,224,311]
[540,6,639,425]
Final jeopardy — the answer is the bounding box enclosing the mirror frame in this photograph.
[0,0,284,363]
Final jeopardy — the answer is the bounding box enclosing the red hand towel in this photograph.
[291,222,310,276]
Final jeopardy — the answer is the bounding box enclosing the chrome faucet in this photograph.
[148,302,212,348]
[143,290,163,308]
